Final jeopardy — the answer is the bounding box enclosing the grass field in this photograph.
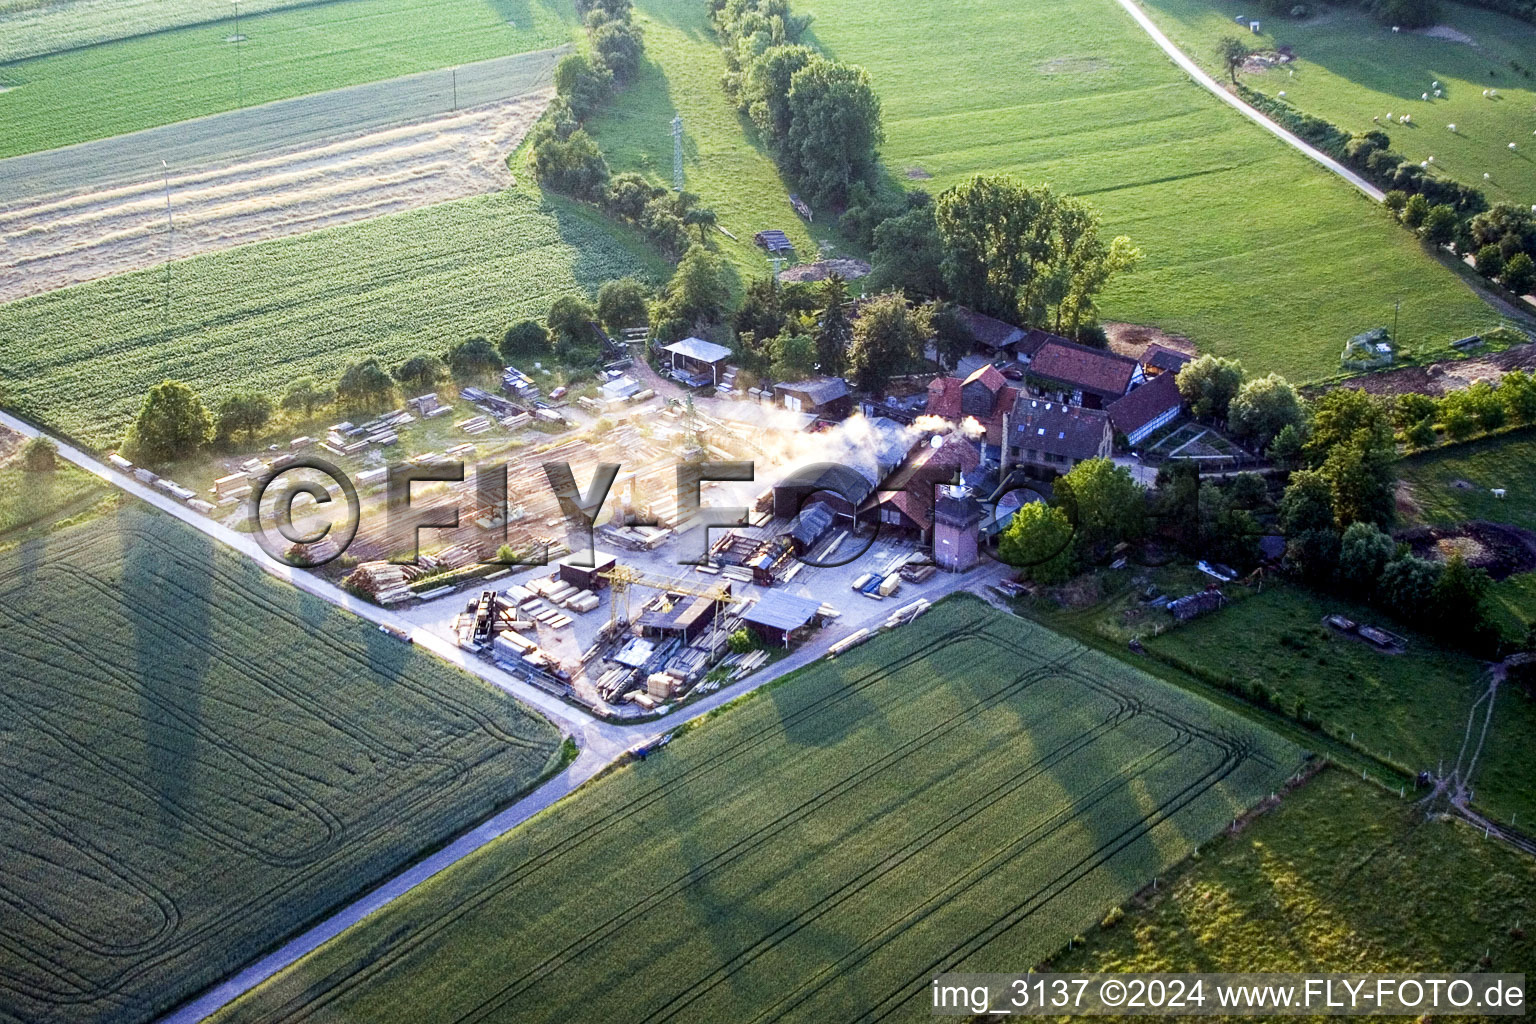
[799,0,1498,382]
[212,597,1298,1024]
[0,503,564,1024]
[583,0,826,285]
[1052,768,1536,980]
[1400,426,1536,532]
[0,188,664,449]
[1138,0,1536,207]
[0,0,320,62]
[0,458,109,540]
[1143,582,1536,825]
[0,0,578,158]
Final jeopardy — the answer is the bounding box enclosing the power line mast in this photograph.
[671,114,684,192]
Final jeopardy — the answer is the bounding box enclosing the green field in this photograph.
[0,0,321,62]
[0,188,664,449]
[583,0,825,284]
[213,597,1298,1024]
[1052,768,1536,979]
[0,503,564,1024]
[1144,582,1536,824]
[1137,0,1536,207]
[799,0,1497,381]
[1400,426,1536,532]
[0,457,109,540]
[0,0,578,158]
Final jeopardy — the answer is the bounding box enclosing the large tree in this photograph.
[280,377,333,418]
[742,44,816,146]
[126,380,212,465]
[547,294,597,358]
[595,277,651,336]
[784,57,884,207]
[933,175,1136,331]
[1336,520,1395,594]
[769,332,818,382]
[1053,457,1145,553]
[215,392,273,445]
[847,291,925,396]
[662,243,733,328]
[393,354,446,393]
[1227,373,1305,447]
[501,320,552,360]
[1177,355,1245,421]
[336,358,396,412]
[997,501,1075,583]
[444,337,502,381]
[813,274,852,376]
[1217,36,1252,85]
[866,202,946,298]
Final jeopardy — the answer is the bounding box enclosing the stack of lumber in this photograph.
[827,629,872,657]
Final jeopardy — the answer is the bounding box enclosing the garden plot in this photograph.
[213,598,1300,1024]
[0,503,563,1024]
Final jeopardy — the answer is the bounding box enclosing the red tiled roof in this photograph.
[1029,340,1137,398]
[962,363,1007,392]
[1107,371,1182,437]
[867,433,980,531]
[925,375,1017,446]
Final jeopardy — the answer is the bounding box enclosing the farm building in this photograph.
[787,501,836,555]
[925,364,1019,457]
[1168,589,1227,621]
[862,432,980,542]
[557,550,617,591]
[773,462,880,522]
[1106,371,1183,446]
[662,337,733,387]
[1027,339,1142,408]
[933,485,985,572]
[774,377,852,419]
[952,307,1066,365]
[637,594,719,643]
[1140,343,1192,377]
[1004,398,1113,476]
[741,591,822,647]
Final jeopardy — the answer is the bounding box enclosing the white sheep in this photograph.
[1448,123,1456,131]
[1427,155,1435,163]
[1486,172,1493,179]
[1278,90,1286,97]
[1434,89,1442,97]
[1401,114,1411,124]
[1422,92,1429,100]
[1421,160,1428,167]
[1433,80,1440,87]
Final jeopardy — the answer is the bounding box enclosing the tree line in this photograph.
[527,0,718,259]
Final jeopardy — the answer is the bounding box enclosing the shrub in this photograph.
[19,436,57,471]
[1475,243,1505,279]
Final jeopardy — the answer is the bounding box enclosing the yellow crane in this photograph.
[599,564,733,637]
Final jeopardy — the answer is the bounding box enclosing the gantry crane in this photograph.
[599,564,734,648]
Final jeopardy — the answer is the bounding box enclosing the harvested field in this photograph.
[0,504,564,1024]
[1399,520,1536,580]
[776,257,871,283]
[213,597,1299,1024]
[0,92,551,301]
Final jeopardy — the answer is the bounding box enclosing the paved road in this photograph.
[0,409,1009,1021]
[1111,0,1385,203]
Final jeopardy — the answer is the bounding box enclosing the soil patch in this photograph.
[905,166,932,179]
[1317,343,1536,398]
[777,258,871,283]
[0,91,553,302]
[1104,322,1198,362]
[1398,520,1536,579]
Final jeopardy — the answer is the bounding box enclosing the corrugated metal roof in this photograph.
[663,337,733,363]
[743,591,821,632]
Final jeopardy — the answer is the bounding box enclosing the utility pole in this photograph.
[1392,298,1401,344]
[452,67,458,111]
[671,114,684,192]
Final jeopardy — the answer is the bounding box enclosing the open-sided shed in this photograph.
[662,337,733,386]
[741,591,822,647]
